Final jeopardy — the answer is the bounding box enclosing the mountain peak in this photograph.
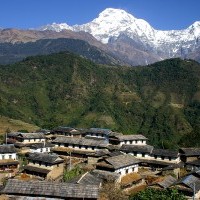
[98,8,135,18]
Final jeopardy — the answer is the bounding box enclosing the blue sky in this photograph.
[0,0,200,30]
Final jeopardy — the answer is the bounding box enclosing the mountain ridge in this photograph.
[0,52,200,148]
[38,8,200,63]
[0,8,199,66]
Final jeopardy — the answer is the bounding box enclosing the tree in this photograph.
[129,188,186,200]
[99,181,128,200]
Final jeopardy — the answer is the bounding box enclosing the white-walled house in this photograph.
[0,144,17,160]
[52,137,108,151]
[0,144,19,170]
[109,135,147,146]
[96,154,139,176]
[151,149,180,163]
[120,144,154,158]
[29,143,54,153]
[24,153,64,180]
[7,132,45,144]
[84,128,111,142]
[16,133,45,144]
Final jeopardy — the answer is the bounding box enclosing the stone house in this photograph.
[96,154,140,176]
[52,137,108,151]
[23,152,64,180]
[2,179,99,200]
[120,144,154,158]
[109,134,147,146]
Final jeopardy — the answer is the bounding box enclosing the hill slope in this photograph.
[0,38,123,65]
[0,52,200,148]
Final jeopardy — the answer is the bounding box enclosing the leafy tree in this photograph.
[100,181,128,200]
[129,188,186,200]
[63,165,84,182]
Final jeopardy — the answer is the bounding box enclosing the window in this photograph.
[2,155,5,159]
[132,167,135,172]
[169,157,171,161]
[134,152,137,156]
[161,156,165,160]
[9,155,12,159]
[154,155,157,159]
[46,148,48,151]
[135,140,138,144]
[40,149,43,152]
[126,169,129,174]
[142,153,145,157]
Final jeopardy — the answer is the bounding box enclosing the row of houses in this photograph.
[1,127,200,199]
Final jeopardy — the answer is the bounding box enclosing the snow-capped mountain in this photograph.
[37,8,200,63]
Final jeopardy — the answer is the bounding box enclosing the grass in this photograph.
[0,116,39,134]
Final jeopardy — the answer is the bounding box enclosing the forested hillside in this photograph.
[0,52,200,148]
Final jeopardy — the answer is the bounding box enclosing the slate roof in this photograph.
[152,175,177,189]
[120,144,154,154]
[186,159,200,167]
[76,172,102,186]
[29,143,54,149]
[52,137,108,148]
[91,169,120,182]
[0,144,17,153]
[0,159,19,166]
[109,131,123,137]
[179,148,200,156]
[28,153,64,164]
[35,129,51,134]
[24,165,50,174]
[162,162,184,171]
[17,132,45,139]
[151,149,179,158]
[139,159,171,166]
[2,179,99,199]
[7,132,21,137]
[104,154,140,169]
[173,174,200,193]
[87,128,111,135]
[114,134,147,141]
[52,126,77,132]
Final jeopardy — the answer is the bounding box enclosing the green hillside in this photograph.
[0,52,200,148]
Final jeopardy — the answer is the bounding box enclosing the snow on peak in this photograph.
[187,21,200,37]
[73,8,155,43]
[38,22,72,32]
[36,8,200,56]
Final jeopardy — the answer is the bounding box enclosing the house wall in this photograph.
[88,157,100,165]
[151,155,180,163]
[115,164,138,176]
[28,161,59,170]
[0,153,17,160]
[30,147,51,153]
[128,152,150,158]
[54,143,99,151]
[47,163,64,180]
[195,190,200,199]
[120,140,146,146]
[20,138,45,144]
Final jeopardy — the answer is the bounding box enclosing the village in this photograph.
[0,127,199,199]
